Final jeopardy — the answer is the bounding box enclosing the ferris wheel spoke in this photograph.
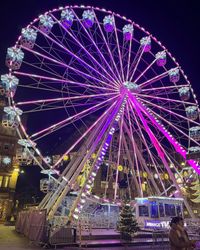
[55,12,120,86]
[126,38,133,81]
[93,12,123,83]
[114,108,124,200]
[30,94,119,140]
[124,106,143,196]
[126,102,163,195]
[113,17,125,82]
[136,93,196,106]
[32,25,116,87]
[129,95,200,176]
[139,68,176,89]
[137,96,200,127]
[14,71,115,92]
[129,46,145,82]
[31,99,113,143]
[141,84,189,93]
[53,96,124,168]
[16,92,116,106]
[140,102,200,148]
[134,58,157,83]
[128,97,189,195]
[21,45,116,90]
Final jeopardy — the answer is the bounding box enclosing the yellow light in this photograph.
[63,155,69,161]
[164,173,169,180]
[13,168,20,172]
[142,183,146,191]
[143,172,148,178]
[118,165,123,171]
[91,153,96,159]
[181,162,185,166]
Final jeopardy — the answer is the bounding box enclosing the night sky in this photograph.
[0,0,200,201]
[0,0,200,95]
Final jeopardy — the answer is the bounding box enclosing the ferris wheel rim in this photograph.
[2,4,200,209]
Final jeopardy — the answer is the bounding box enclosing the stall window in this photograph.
[165,204,176,217]
[139,205,149,217]
[159,203,165,217]
[176,205,182,216]
[150,202,159,218]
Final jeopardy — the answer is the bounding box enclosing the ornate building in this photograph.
[0,90,19,222]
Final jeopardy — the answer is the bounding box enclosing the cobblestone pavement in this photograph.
[0,225,170,250]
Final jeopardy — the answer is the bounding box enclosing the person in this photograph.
[169,216,196,250]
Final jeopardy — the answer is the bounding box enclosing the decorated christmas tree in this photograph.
[117,200,139,240]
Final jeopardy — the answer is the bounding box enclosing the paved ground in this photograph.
[0,225,170,250]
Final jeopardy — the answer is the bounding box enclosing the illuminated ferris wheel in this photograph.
[1,5,200,220]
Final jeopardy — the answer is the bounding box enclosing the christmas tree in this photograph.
[117,200,139,240]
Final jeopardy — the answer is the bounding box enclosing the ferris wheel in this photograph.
[1,5,200,220]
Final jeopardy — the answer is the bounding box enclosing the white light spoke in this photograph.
[14,71,115,92]
[16,92,116,106]
[32,25,118,88]
[30,94,119,140]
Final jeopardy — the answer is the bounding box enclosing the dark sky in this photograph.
[0,0,200,96]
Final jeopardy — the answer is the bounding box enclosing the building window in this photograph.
[101,181,108,189]
[4,144,10,150]
[0,176,3,187]
[2,176,9,188]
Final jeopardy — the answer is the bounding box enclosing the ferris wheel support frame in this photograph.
[128,92,195,218]
[47,95,126,219]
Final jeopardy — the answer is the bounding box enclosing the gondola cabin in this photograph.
[135,196,184,229]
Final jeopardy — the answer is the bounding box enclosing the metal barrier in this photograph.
[49,227,76,247]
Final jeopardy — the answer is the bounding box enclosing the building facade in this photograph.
[0,92,19,222]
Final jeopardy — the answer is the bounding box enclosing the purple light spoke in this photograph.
[137,93,196,106]
[93,12,123,83]
[113,17,125,82]
[18,84,72,95]
[138,96,200,127]
[30,94,119,140]
[51,13,120,86]
[114,107,124,200]
[125,104,143,196]
[139,69,174,89]
[134,58,156,83]
[129,93,200,175]
[129,46,145,82]
[53,94,126,169]
[21,45,117,90]
[140,100,200,148]
[142,84,189,93]
[16,92,116,106]
[126,37,133,81]
[128,96,192,203]
[14,71,115,92]
[32,25,117,88]
[127,102,163,195]
[33,99,113,144]
[126,101,166,194]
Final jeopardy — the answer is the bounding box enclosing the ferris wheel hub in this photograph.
[123,81,141,93]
